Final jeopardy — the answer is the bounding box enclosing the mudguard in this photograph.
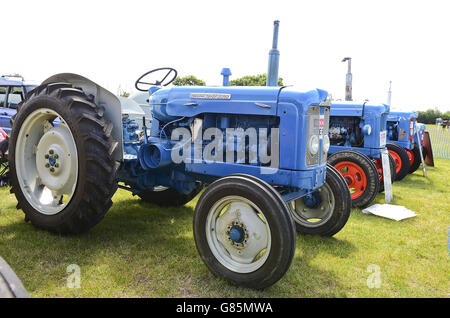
[422,131,434,166]
[42,73,124,161]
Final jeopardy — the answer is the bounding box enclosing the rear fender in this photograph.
[42,73,123,161]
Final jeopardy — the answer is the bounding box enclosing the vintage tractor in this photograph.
[7,22,351,289]
[0,75,37,134]
[387,111,434,172]
[326,101,396,208]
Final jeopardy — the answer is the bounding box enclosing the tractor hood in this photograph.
[330,101,390,116]
[387,111,418,122]
[149,86,328,122]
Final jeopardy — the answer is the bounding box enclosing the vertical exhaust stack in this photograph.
[342,57,352,101]
[266,20,280,86]
[386,81,392,106]
[221,68,232,86]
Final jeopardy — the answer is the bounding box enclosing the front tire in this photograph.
[386,143,410,181]
[9,83,119,234]
[290,165,351,236]
[373,153,396,192]
[407,146,421,173]
[193,175,296,289]
[328,150,380,208]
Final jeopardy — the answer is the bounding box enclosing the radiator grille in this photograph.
[305,106,330,166]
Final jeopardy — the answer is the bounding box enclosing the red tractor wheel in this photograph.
[373,154,396,192]
[328,150,380,208]
[407,147,421,174]
[386,143,410,181]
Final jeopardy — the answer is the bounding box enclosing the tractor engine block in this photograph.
[329,117,363,147]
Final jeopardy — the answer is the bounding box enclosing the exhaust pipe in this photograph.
[266,20,280,86]
[342,57,352,101]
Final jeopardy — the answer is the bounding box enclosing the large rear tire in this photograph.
[386,143,410,181]
[328,150,379,208]
[138,186,202,207]
[290,165,351,236]
[193,175,296,289]
[9,83,119,234]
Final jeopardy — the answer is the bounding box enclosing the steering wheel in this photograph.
[135,67,178,91]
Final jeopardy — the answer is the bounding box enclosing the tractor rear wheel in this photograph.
[386,143,410,181]
[290,164,351,236]
[193,175,296,289]
[9,83,119,234]
[328,150,380,208]
[138,186,202,207]
[373,153,396,192]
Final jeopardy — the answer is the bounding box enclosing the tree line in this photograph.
[417,108,450,124]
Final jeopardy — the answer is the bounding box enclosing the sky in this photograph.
[2,0,450,111]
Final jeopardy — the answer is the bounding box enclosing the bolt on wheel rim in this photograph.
[15,108,78,215]
[205,195,271,274]
[291,182,335,227]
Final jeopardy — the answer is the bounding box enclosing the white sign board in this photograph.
[381,149,393,203]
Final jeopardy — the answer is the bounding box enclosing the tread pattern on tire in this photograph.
[9,82,119,234]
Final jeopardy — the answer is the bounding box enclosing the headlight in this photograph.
[323,135,330,153]
[308,135,319,155]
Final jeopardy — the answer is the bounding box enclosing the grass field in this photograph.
[0,160,449,298]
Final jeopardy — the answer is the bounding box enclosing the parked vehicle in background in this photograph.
[387,111,433,172]
[0,75,37,134]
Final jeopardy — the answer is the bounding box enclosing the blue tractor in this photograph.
[7,22,351,289]
[326,101,396,208]
[387,111,433,173]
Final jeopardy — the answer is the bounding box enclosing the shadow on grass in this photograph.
[0,195,357,297]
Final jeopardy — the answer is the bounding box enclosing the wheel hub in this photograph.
[36,126,76,192]
[206,197,271,273]
[292,182,335,227]
[303,191,322,209]
[226,222,248,247]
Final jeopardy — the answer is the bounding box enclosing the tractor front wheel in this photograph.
[290,164,351,236]
[407,146,422,174]
[386,143,410,181]
[373,153,396,192]
[328,150,380,208]
[9,83,119,234]
[193,175,296,289]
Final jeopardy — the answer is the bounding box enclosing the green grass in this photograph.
[0,160,449,298]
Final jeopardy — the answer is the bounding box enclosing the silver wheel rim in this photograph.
[291,183,335,228]
[205,195,271,274]
[15,108,78,215]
